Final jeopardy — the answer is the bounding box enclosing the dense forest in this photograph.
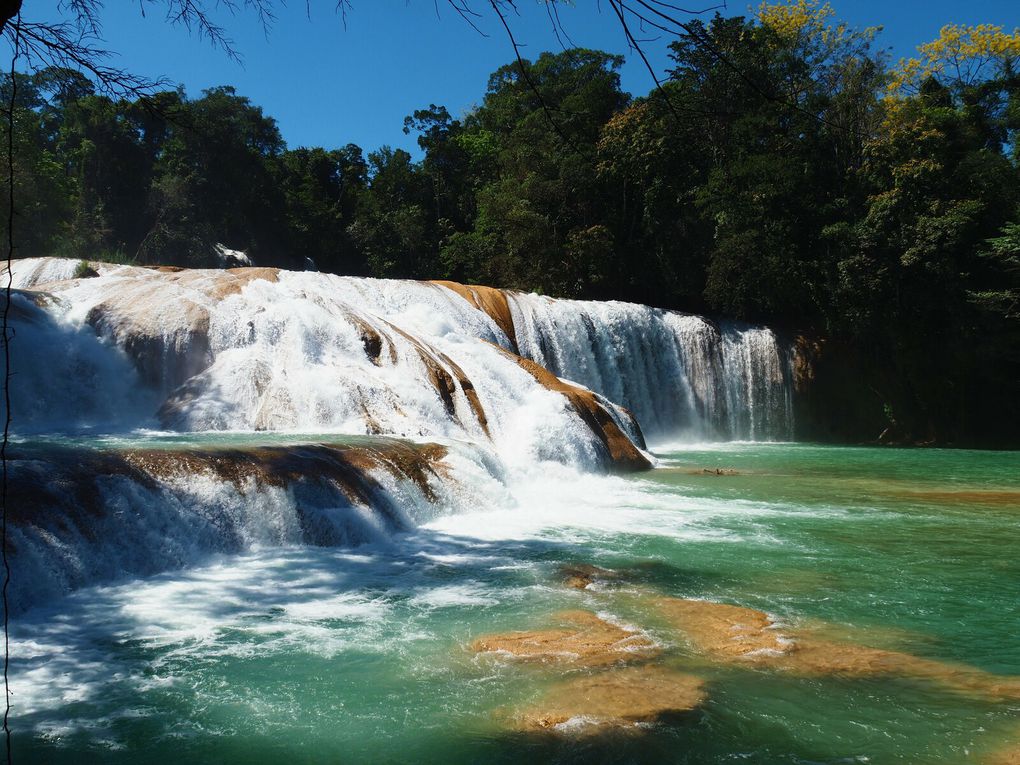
[3,2,1019,446]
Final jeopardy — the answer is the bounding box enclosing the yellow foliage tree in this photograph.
[756,0,880,58]
[888,23,1020,98]
[755,0,881,102]
[757,0,836,42]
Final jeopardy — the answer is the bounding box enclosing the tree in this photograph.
[442,48,630,295]
[55,92,153,258]
[886,24,1020,157]
[0,71,74,257]
[348,146,433,278]
[137,86,288,265]
[280,143,368,274]
[660,7,883,322]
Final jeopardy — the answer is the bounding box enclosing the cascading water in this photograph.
[508,293,796,442]
[5,257,796,611]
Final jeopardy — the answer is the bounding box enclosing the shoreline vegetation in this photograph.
[2,2,1019,448]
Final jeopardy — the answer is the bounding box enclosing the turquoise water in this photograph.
[11,443,1020,764]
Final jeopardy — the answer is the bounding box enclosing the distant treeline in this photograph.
[3,2,1020,446]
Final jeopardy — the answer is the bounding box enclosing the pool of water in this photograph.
[10,443,1020,764]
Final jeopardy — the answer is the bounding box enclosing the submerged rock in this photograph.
[656,597,1020,699]
[558,563,620,590]
[655,597,788,660]
[986,740,1020,765]
[471,610,659,667]
[514,664,706,732]
[891,489,1020,507]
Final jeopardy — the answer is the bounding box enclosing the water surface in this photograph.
[11,443,1020,764]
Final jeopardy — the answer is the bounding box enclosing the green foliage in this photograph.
[72,260,98,279]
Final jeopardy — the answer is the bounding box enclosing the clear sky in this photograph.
[19,1,1020,155]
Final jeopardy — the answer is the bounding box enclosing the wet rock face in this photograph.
[507,352,651,473]
[123,439,449,504]
[430,280,520,353]
[86,299,212,391]
[382,321,491,438]
[16,264,281,395]
[10,438,449,543]
[82,268,281,392]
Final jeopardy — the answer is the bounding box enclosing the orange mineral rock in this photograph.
[657,597,1020,700]
[471,610,659,667]
[515,664,706,732]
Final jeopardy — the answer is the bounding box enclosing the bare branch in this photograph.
[445,0,488,37]
[13,20,165,98]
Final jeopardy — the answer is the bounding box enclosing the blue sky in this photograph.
[20,1,1020,155]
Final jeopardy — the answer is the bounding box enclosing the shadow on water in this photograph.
[611,559,723,593]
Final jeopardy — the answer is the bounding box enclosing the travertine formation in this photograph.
[430,280,519,352]
[471,610,659,667]
[656,596,1020,699]
[11,257,649,472]
[473,609,706,734]
[514,665,706,731]
[11,439,450,530]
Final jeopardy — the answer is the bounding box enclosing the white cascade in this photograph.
[509,293,795,442]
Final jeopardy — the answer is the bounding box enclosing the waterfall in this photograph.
[5,437,507,615]
[508,293,796,442]
[4,257,798,611]
[8,258,795,444]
